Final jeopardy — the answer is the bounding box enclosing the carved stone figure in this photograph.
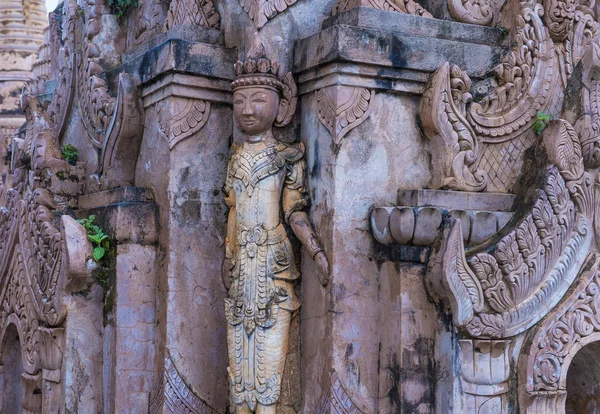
[223,46,329,412]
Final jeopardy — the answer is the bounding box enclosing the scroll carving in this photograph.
[421,0,598,192]
[149,354,220,414]
[238,0,298,29]
[447,0,500,26]
[77,0,118,148]
[525,257,600,393]
[317,86,375,144]
[427,119,594,338]
[574,43,600,169]
[100,74,145,188]
[317,371,363,414]
[157,98,211,150]
[0,91,92,382]
[333,0,433,17]
[165,0,220,29]
[46,0,77,138]
[419,62,489,191]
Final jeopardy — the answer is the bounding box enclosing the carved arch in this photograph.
[519,254,600,413]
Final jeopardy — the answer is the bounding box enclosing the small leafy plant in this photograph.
[108,0,138,18]
[61,144,78,165]
[533,112,553,136]
[77,215,111,262]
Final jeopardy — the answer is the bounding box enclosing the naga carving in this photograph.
[317,86,375,144]
[420,0,598,192]
[447,0,501,26]
[223,45,329,412]
[427,120,595,338]
[333,0,432,16]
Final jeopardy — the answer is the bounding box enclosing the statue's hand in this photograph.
[314,251,330,286]
[222,258,232,290]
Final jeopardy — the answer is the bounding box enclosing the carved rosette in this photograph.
[165,0,220,29]
[316,86,375,144]
[427,120,595,339]
[421,0,598,192]
[238,0,298,29]
[333,0,433,17]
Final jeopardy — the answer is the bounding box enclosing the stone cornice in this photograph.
[294,7,507,95]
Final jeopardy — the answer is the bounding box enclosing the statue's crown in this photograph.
[231,58,284,91]
[231,36,284,91]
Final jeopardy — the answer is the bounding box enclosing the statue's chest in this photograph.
[230,148,286,196]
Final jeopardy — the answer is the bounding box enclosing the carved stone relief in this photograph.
[447,0,504,26]
[426,119,594,338]
[459,340,511,413]
[149,353,220,414]
[238,0,298,29]
[223,47,329,412]
[316,86,375,144]
[165,0,220,30]
[157,98,211,150]
[317,371,363,414]
[420,0,598,192]
[333,0,433,17]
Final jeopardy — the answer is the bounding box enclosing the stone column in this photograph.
[77,187,159,413]
[135,37,236,412]
[294,7,505,412]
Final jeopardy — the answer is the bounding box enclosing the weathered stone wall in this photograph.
[3,0,600,413]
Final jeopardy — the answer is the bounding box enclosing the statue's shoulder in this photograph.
[276,141,305,164]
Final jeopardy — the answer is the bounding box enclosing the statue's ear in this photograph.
[275,72,298,128]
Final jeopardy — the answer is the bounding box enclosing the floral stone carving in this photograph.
[420,0,598,192]
[157,98,211,150]
[238,0,298,29]
[426,119,595,338]
[223,47,329,412]
[317,86,375,144]
[149,353,219,414]
[333,0,433,17]
[165,0,220,29]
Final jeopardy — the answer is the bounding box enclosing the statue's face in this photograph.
[233,87,279,136]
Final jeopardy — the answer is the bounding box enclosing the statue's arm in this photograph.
[289,211,330,286]
[222,161,237,289]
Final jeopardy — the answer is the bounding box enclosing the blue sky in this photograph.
[46,0,60,13]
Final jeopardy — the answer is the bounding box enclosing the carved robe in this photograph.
[223,140,307,409]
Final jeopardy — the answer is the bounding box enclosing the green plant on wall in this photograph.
[533,112,553,136]
[77,215,111,262]
[61,144,78,165]
[108,0,138,18]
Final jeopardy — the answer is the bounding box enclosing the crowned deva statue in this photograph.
[222,44,330,413]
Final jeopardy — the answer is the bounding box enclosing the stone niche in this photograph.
[1,0,600,413]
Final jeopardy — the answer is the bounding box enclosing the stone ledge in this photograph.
[398,189,516,212]
[294,8,507,94]
[108,38,236,93]
[78,186,154,210]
